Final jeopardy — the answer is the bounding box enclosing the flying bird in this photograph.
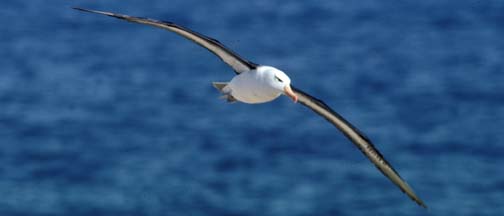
[73,7,427,208]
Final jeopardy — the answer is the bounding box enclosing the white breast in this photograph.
[227,68,282,104]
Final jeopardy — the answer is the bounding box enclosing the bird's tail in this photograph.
[212,82,228,92]
[212,82,236,103]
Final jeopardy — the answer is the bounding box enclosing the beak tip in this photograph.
[284,85,298,103]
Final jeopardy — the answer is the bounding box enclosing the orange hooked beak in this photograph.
[283,85,298,103]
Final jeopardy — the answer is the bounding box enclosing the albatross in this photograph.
[73,7,427,208]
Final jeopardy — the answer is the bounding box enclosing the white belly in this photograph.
[227,70,282,104]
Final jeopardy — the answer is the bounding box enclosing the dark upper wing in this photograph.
[292,86,427,208]
[73,7,258,74]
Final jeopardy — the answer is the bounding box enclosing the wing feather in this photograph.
[292,86,427,208]
[73,7,257,74]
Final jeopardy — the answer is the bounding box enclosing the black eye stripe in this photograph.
[274,76,283,82]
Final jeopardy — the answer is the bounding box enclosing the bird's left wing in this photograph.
[291,86,427,208]
[73,7,258,74]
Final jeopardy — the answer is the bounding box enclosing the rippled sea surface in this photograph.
[2,1,504,215]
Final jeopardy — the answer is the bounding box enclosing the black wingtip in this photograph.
[409,191,427,209]
[418,200,428,209]
[72,7,119,18]
[408,187,427,209]
[72,7,90,13]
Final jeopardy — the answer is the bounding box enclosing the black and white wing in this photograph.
[73,7,258,74]
[292,86,427,208]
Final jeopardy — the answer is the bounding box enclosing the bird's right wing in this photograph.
[292,86,427,208]
[73,7,258,74]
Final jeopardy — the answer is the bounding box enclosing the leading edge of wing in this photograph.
[291,86,427,208]
[73,7,258,74]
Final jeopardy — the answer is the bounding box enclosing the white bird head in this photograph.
[261,66,298,103]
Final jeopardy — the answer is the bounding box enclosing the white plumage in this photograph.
[218,66,293,104]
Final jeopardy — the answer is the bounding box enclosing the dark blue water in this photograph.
[2,0,504,215]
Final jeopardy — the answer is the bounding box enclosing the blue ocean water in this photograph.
[1,0,504,215]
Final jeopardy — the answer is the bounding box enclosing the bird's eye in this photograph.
[274,76,283,82]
